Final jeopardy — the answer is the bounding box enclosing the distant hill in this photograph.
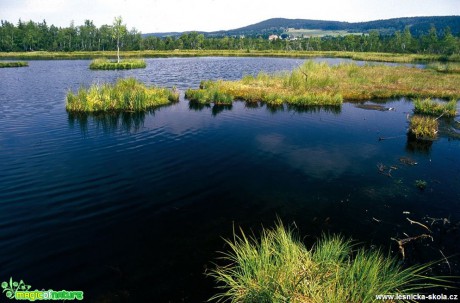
[144,16,460,38]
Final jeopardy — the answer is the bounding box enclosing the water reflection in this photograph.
[244,102,261,109]
[266,104,285,114]
[440,118,460,141]
[68,111,148,133]
[187,100,342,116]
[187,102,233,116]
[212,104,232,116]
[287,104,342,115]
[188,102,211,112]
[405,134,433,154]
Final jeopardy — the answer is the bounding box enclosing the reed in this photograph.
[89,58,146,70]
[413,98,457,117]
[209,221,448,303]
[408,115,439,140]
[66,78,178,113]
[0,61,28,68]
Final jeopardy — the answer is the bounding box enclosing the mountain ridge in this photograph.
[144,16,460,38]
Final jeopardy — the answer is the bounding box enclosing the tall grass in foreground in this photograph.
[413,98,457,117]
[209,222,447,303]
[0,61,28,68]
[89,58,146,70]
[409,115,439,140]
[66,78,178,112]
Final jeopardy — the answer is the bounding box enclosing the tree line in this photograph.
[1,18,459,55]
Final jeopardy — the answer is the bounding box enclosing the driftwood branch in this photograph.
[391,234,433,259]
[424,216,450,226]
[406,217,432,233]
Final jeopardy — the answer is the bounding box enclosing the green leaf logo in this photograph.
[1,277,32,299]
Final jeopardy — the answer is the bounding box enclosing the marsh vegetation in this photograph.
[209,222,446,303]
[89,58,146,70]
[1,50,459,64]
[185,61,460,107]
[408,115,439,140]
[413,98,457,117]
[66,78,178,112]
[0,61,28,68]
[427,62,460,74]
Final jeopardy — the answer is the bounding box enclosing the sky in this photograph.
[1,0,459,33]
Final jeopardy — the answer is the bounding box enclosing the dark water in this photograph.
[1,57,459,302]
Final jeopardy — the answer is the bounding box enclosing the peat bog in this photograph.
[1,57,459,302]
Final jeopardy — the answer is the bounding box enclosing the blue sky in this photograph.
[1,0,459,33]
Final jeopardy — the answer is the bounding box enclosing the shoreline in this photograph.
[1,50,459,63]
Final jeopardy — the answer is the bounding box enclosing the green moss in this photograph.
[66,78,178,113]
[89,58,146,70]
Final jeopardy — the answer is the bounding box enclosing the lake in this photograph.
[1,57,459,302]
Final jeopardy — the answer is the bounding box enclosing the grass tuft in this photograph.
[209,221,449,303]
[66,78,178,113]
[413,98,457,117]
[408,115,439,140]
[186,81,233,105]
[89,58,146,70]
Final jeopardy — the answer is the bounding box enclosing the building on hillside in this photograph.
[268,34,279,41]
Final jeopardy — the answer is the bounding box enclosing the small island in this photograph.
[408,98,457,140]
[409,115,439,140]
[0,61,28,68]
[89,17,146,70]
[66,78,179,112]
[89,58,146,70]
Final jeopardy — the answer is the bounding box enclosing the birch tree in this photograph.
[112,16,126,63]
